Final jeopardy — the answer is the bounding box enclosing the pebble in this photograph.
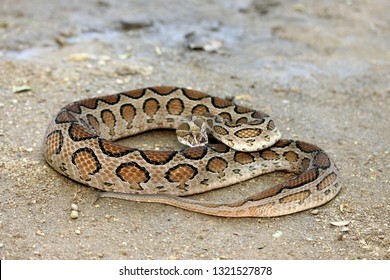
[272,230,283,239]
[0,242,4,248]
[75,229,81,235]
[71,204,79,211]
[70,210,79,219]
[310,209,319,215]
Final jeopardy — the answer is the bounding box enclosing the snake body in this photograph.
[44,86,340,217]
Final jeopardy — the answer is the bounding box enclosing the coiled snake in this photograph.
[44,86,340,217]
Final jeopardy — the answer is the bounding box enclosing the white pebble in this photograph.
[70,210,79,219]
[71,204,79,211]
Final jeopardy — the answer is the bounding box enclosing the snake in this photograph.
[43,86,341,217]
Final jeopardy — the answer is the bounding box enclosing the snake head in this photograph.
[176,118,209,147]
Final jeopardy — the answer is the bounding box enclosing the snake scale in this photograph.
[44,86,341,217]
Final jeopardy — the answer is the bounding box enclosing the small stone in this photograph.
[71,204,79,211]
[75,229,81,235]
[0,242,4,248]
[70,210,79,219]
[330,221,351,227]
[310,209,319,215]
[272,230,283,239]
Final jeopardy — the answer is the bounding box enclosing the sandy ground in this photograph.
[0,0,389,260]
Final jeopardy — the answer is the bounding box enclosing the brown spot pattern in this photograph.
[296,141,320,153]
[140,150,177,165]
[260,150,279,160]
[218,112,232,122]
[192,104,210,115]
[166,98,185,115]
[234,128,262,138]
[99,94,120,104]
[237,117,248,124]
[99,139,133,157]
[273,139,293,147]
[181,146,208,160]
[213,125,229,135]
[101,109,116,136]
[120,104,136,128]
[234,105,252,114]
[234,152,255,165]
[316,172,337,191]
[283,151,299,162]
[165,164,198,188]
[45,130,63,160]
[266,120,275,130]
[312,152,331,169]
[78,98,98,109]
[68,124,97,141]
[182,88,209,100]
[143,98,160,118]
[150,86,177,95]
[116,162,150,190]
[121,88,145,99]
[55,110,78,123]
[86,114,100,133]
[279,190,311,204]
[208,144,230,153]
[252,110,268,119]
[212,97,232,108]
[206,157,228,174]
[72,147,101,180]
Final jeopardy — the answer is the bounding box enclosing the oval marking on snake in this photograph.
[234,151,255,165]
[248,119,265,125]
[165,164,198,190]
[121,88,145,99]
[71,147,101,181]
[149,86,178,95]
[55,110,78,123]
[101,109,116,136]
[208,143,230,153]
[211,96,232,108]
[78,98,99,110]
[273,139,293,148]
[140,150,178,165]
[166,98,185,115]
[98,139,135,157]
[312,151,331,169]
[120,103,136,128]
[260,150,279,160]
[86,114,100,133]
[296,141,321,153]
[213,125,229,136]
[279,190,311,204]
[237,117,248,124]
[182,88,209,100]
[191,104,210,115]
[283,151,299,162]
[68,123,98,141]
[181,146,208,160]
[234,128,262,138]
[266,120,276,131]
[116,162,150,190]
[98,94,120,104]
[316,172,337,191]
[252,110,269,119]
[143,98,160,118]
[206,157,228,175]
[234,105,252,114]
[45,130,64,160]
[218,112,232,122]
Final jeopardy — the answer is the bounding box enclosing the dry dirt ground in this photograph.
[0,0,389,260]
